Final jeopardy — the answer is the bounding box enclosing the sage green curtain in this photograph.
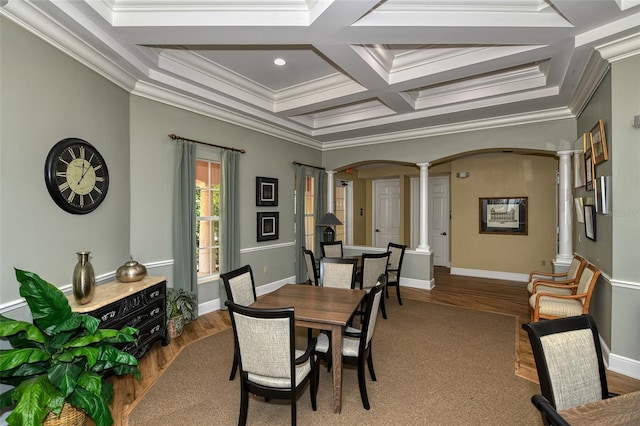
[294,165,326,283]
[172,140,198,315]
[219,149,240,308]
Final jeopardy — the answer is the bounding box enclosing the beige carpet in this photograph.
[129,300,542,425]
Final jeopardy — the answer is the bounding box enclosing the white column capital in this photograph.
[416,162,430,168]
[556,150,575,157]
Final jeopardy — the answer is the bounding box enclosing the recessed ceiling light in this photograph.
[274,58,286,66]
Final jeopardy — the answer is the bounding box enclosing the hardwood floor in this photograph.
[108,266,640,425]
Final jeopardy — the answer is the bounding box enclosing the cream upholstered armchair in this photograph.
[522,314,615,426]
[529,263,601,322]
[315,275,386,410]
[527,255,587,295]
[226,301,318,426]
[220,265,258,380]
[320,257,358,289]
[302,247,319,286]
[320,240,343,258]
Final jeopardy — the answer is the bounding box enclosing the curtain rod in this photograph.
[292,161,325,170]
[169,134,246,154]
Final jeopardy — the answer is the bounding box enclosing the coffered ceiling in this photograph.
[2,1,639,150]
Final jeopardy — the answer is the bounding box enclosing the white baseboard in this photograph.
[450,267,528,282]
[609,352,640,380]
[401,277,435,291]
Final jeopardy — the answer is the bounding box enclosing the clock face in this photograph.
[44,138,109,214]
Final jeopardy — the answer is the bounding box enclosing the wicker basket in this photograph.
[167,314,184,338]
[43,403,86,426]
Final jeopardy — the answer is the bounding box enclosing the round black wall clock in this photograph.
[44,138,109,215]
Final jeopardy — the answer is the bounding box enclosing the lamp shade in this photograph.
[317,212,343,226]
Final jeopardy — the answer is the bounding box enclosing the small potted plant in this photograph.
[0,268,141,426]
[166,288,197,338]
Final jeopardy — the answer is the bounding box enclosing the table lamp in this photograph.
[317,212,342,242]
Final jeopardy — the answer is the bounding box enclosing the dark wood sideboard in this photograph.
[67,276,170,358]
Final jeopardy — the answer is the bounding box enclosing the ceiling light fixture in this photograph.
[273,58,286,66]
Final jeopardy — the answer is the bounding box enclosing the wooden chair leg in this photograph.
[229,351,239,380]
[396,284,403,305]
[357,357,371,410]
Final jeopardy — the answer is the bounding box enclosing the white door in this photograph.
[429,176,450,267]
[373,179,400,248]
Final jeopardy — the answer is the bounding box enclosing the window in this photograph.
[303,176,315,249]
[195,160,220,281]
[334,184,346,242]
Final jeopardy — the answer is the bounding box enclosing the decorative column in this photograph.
[326,170,336,213]
[555,151,574,264]
[417,162,431,252]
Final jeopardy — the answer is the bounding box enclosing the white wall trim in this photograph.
[609,353,640,381]
[611,278,640,290]
[240,241,295,254]
[450,267,528,282]
[198,275,295,316]
[401,276,435,291]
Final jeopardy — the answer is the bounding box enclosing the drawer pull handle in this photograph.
[150,325,161,334]
[150,290,160,299]
[150,308,160,316]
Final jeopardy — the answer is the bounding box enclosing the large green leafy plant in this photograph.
[0,269,141,426]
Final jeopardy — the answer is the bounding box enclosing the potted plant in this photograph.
[165,288,197,338]
[0,268,140,426]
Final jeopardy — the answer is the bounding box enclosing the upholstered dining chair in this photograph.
[386,242,406,305]
[529,263,601,322]
[320,256,358,289]
[302,247,319,286]
[527,254,587,295]
[522,314,614,426]
[320,240,343,258]
[315,274,386,410]
[220,265,258,380]
[360,252,390,319]
[225,301,318,426]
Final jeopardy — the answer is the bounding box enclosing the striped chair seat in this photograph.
[529,294,584,318]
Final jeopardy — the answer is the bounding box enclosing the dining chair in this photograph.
[527,254,587,295]
[315,274,386,410]
[360,252,390,319]
[226,301,318,426]
[320,257,358,289]
[220,265,258,380]
[320,240,343,258]
[386,242,406,305]
[302,247,319,286]
[529,263,601,322]
[522,314,614,426]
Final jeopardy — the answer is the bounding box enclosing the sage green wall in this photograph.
[0,17,131,303]
[609,55,640,361]
[129,96,321,303]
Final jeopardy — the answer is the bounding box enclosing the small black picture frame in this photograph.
[256,177,278,206]
[584,204,596,241]
[257,212,279,242]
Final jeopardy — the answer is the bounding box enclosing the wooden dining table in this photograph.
[251,283,365,413]
[557,391,640,425]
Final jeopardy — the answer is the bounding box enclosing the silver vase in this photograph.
[73,251,95,304]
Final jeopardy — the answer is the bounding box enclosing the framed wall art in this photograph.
[257,212,279,242]
[574,197,585,223]
[589,119,608,165]
[256,176,278,206]
[573,134,587,188]
[479,197,528,235]
[584,145,594,191]
[584,204,596,241]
